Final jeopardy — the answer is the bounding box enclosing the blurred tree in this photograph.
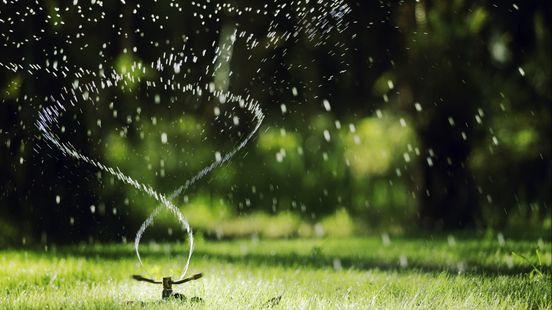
[393,0,551,229]
[0,0,550,244]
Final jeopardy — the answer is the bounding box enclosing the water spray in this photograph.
[0,0,352,301]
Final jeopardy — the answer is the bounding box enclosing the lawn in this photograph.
[1,236,550,309]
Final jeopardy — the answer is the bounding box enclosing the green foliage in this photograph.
[512,249,545,281]
[0,1,549,241]
[2,74,22,99]
[0,218,19,246]
[344,115,416,178]
[319,208,355,237]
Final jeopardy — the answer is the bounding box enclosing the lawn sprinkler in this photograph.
[132,273,203,301]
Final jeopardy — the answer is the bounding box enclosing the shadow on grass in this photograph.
[21,243,549,277]
[193,251,547,277]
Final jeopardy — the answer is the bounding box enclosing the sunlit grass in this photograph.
[0,236,550,309]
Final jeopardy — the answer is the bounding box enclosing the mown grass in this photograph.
[0,236,550,309]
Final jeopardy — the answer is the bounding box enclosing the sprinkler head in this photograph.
[132,273,203,300]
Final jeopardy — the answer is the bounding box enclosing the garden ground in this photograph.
[0,236,550,309]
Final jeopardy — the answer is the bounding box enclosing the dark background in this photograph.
[0,0,550,245]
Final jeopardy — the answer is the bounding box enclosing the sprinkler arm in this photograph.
[172,273,203,284]
[132,275,162,284]
[132,273,203,285]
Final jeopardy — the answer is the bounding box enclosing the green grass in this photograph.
[1,236,550,309]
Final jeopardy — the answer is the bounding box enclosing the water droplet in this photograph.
[291,87,298,97]
[518,67,525,76]
[448,235,456,247]
[323,130,331,142]
[381,233,391,246]
[426,157,434,167]
[323,99,331,112]
[399,255,408,268]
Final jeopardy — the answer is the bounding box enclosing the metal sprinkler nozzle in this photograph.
[132,273,203,300]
